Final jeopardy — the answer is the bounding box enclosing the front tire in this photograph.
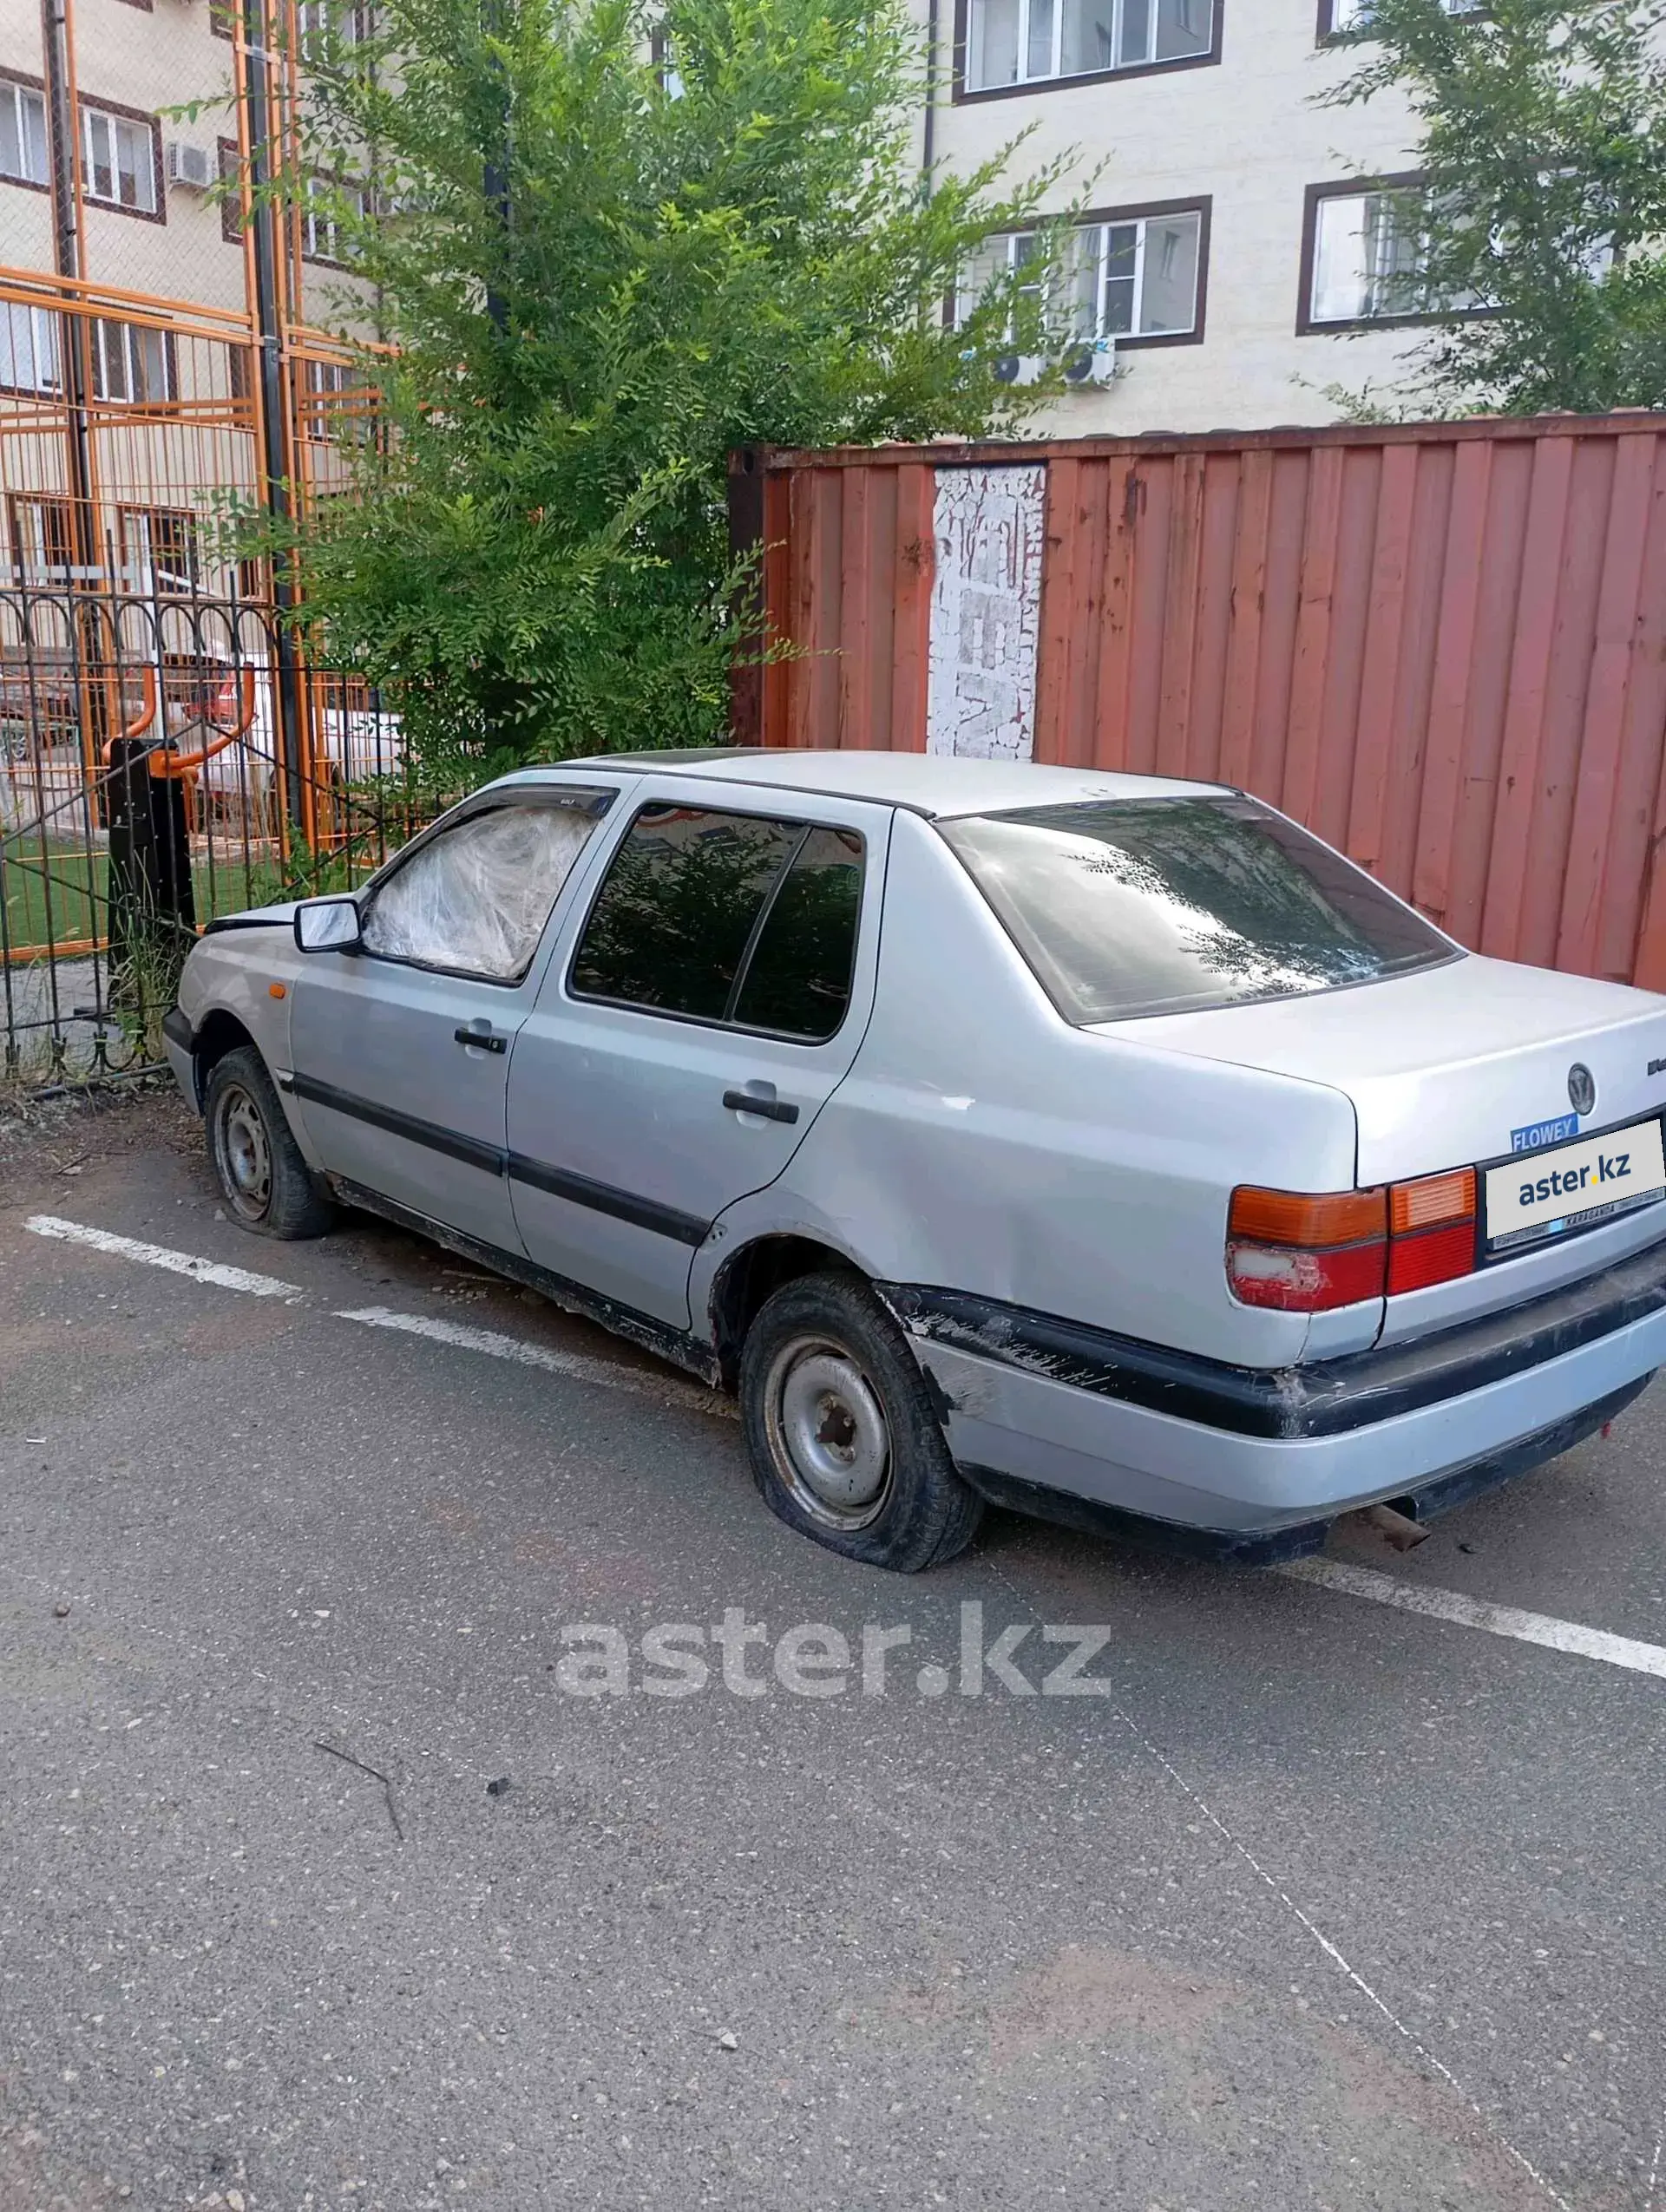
[739,1273,982,1572]
[204,1045,335,1240]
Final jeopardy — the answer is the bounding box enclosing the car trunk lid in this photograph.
[1098,954,1666,1188]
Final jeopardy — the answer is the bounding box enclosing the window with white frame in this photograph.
[1325,0,1473,29]
[300,173,365,265]
[1303,184,1451,324]
[0,79,49,187]
[0,302,60,393]
[298,0,371,62]
[91,317,172,402]
[963,0,1212,93]
[119,506,198,594]
[959,207,1204,344]
[81,102,157,213]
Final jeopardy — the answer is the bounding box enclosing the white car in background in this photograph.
[164,750,1666,1572]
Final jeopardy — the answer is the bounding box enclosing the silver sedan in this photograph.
[164,750,1666,1570]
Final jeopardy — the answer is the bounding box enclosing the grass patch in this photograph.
[2,841,290,959]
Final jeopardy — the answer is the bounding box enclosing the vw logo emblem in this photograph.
[1569,1063,1596,1116]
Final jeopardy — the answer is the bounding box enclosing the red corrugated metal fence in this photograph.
[732,417,1666,990]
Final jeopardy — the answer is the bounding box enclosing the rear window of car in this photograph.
[939,794,1457,1024]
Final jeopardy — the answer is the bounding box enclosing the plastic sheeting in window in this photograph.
[362,803,601,979]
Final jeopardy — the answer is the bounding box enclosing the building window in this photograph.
[91,317,174,403]
[960,0,1216,95]
[299,173,357,265]
[959,202,1207,347]
[0,302,60,394]
[1320,0,1474,32]
[81,101,161,218]
[219,137,244,242]
[8,494,75,585]
[1297,176,1493,330]
[298,0,373,63]
[119,507,199,594]
[0,75,49,188]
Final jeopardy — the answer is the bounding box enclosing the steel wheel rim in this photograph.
[214,1082,272,1222]
[763,1333,893,1531]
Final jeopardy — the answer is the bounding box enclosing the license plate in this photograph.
[1484,1117,1666,1255]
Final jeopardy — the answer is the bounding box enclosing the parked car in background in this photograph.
[163,750,1666,1571]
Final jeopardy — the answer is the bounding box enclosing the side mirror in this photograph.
[294,897,362,954]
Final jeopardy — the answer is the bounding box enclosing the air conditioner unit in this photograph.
[1061,337,1118,388]
[992,352,1046,388]
[166,141,216,192]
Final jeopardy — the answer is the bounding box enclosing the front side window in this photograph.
[959,207,1204,344]
[363,799,607,981]
[82,103,158,214]
[0,80,49,186]
[571,806,866,1037]
[964,0,1212,94]
[941,795,1455,1024]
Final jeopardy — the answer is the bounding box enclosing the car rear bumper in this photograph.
[883,1240,1666,1554]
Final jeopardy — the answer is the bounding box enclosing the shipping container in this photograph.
[731,416,1666,989]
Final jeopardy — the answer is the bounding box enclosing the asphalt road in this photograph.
[2,1086,1664,2212]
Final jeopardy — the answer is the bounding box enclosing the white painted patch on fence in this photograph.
[1277,1555,1666,1680]
[925,465,1046,762]
[24,1214,305,1299]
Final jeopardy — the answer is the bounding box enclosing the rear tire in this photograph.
[204,1045,335,1240]
[739,1272,982,1572]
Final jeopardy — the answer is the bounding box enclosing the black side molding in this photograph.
[885,1233,1666,1441]
[507,1153,710,1247]
[289,1072,504,1176]
[161,1006,193,1053]
[287,1070,712,1246]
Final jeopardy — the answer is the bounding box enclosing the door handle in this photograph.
[724,1087,799,1125]
[454,1024,509,1056]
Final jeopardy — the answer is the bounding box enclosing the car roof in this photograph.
[515,749,1226,820]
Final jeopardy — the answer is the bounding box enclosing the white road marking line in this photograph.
[24,1215,305,1300]
[334,1305,736,1418]
[1277,1556,1666,1681]
[984,1559,1572,2211]
[21,1212,733,1419]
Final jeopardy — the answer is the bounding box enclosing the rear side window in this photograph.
[940,795,1455,1024]
[732,827,864,1040]
[570,805,865,1038]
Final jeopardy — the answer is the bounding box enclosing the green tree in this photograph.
[275,0,1071,781]
[1323,0,1666,415]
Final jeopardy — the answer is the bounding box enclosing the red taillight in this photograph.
[1229,1166,1479,1312]
[1227,1185,1387,1312]
[1386,1167,1477,1293]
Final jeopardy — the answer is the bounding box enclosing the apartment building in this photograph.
[921,0,1447,432]
[0,0,366,610]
